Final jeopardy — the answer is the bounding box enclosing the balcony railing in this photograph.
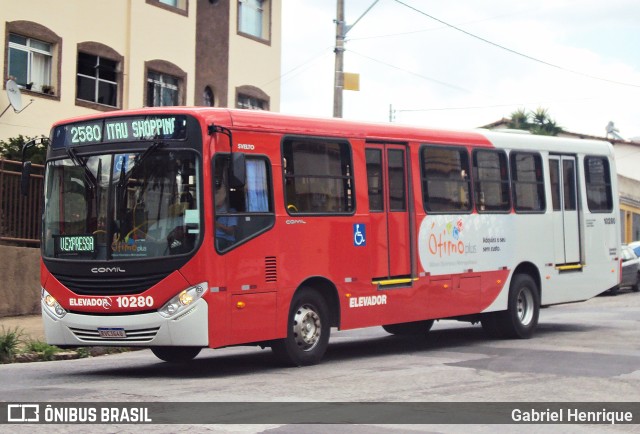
[0,159,43,247]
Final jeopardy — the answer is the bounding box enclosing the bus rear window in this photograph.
[585,156,613,212]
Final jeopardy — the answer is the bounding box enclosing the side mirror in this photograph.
[20,161,32,196]
[229,153,246,188]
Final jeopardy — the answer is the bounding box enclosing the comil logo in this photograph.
[91,267,126,273]
[8,404,40,422]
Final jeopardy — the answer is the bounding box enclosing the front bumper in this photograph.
[42,298,209,347]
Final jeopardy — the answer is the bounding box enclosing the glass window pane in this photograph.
[563,160,576,211]
[550,160,561,211]
[214,155,274,251]
[421,146,471,213]
[9,34,27,45]
[388,149,406,211]
[283,139,354,214]
[511,153,545,212]
[78,53,97,77]
[30,39,51,53]
[8,47,29,85]
[366,149,383,212]
[585,156,612,212]
[77,75,96,101]
[162,86,178,106]
[474,150,510,212]
[239,0,263,38]
[31,51,52,87]
[99,58,117,82]
[98,81,117,106]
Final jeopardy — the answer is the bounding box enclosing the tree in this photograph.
[508,108,529,130]
[0,135,47,165]
[507,107,563,136]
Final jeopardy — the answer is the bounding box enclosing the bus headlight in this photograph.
[41,288,67,319]
[158,282,207,318]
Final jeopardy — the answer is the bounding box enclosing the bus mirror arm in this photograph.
[208,124,246,188]
[20,137,48,197]
[230,153,246,188]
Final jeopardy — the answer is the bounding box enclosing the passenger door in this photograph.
[549,155,581,265]
[365,144,412,281]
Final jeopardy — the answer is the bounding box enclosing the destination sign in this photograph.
[51,115,188,148]
[54,235,96,257]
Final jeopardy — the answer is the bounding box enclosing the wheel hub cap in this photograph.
[292,305,321,351]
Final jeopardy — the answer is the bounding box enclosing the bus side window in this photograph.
[282,138,354,214]
[214,154,274,252]
[584,156,613,212]
[421,145,472,213]
[473,149,510,212]
[510,152,545,212]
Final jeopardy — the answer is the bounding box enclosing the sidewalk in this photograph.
[0,314,45,341]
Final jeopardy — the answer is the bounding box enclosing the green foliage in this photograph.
[76,347,91,359]
[0,326,24,363]
[25,339,61,361]
[0,134,48,164]
[507,107,563,136]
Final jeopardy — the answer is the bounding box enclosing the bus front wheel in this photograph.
[151,346,201,363]
[481,274,539,339]
[271,288,330,366]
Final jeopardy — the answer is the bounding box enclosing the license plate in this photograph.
[98,327,126,338]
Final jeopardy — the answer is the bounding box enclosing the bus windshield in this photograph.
[42,149,201,260]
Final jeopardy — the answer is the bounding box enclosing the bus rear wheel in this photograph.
[271,288,330,366]
[481,274,539,339]
[383,320,434,336]
[151,346,201,363]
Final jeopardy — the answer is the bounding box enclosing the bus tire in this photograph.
[500,274,540,339]
[151,346,201,363]
[271,288,330,366]
[383,320,434,336]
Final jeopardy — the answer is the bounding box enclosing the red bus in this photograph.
[34,108,620,366]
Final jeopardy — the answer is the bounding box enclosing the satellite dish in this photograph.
[6,80,23,112]
[1,80,33,119]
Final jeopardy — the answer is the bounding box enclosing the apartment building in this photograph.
[0,0,281,141]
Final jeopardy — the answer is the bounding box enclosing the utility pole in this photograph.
[333,0,379,118]
[333,0,346,118]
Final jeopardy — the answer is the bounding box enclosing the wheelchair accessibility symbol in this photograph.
[353,224,366,246]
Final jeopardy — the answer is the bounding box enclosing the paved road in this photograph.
[1,289,639,433]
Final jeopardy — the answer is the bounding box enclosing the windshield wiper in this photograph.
[65,146,97,191]
[117,141,164,190]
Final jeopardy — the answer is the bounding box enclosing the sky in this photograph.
[276,0,640,140]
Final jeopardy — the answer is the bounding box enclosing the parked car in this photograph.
[614,245,640,294]
[628,240,640,257]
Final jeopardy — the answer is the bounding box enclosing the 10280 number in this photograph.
[115,296,154,308]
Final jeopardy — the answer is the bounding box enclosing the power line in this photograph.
[393,0,640,89]
[348,49,475,94]
[395,96,600,113]
[261,46,334,89]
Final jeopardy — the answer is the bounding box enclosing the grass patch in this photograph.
[0,326,24,363]
[1,325,135,363]
[24,339,61,361]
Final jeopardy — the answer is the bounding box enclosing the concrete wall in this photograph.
[0,245,40,317]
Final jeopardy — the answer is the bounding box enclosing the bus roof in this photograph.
[51,107,614,156]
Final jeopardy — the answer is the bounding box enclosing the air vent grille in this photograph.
[265,256,277,282]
